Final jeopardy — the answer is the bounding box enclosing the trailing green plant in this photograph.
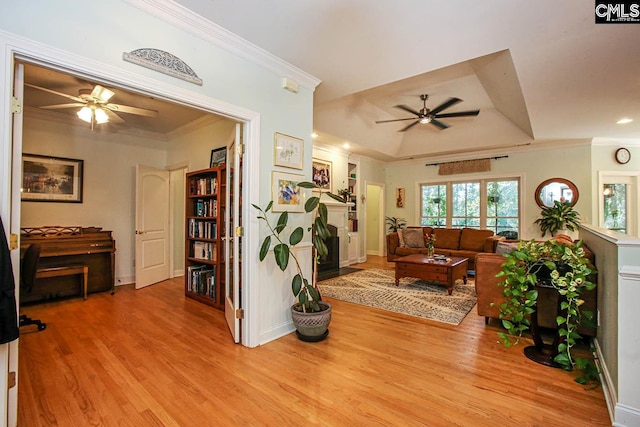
[253,182,344,313]
[496,239,599,384]
[385,216,407,234]
[534,200,581,237]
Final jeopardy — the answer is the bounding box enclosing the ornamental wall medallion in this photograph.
[123,48,203,86]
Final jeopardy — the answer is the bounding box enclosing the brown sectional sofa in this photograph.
[474,234,597,337]
[386,227,504,270]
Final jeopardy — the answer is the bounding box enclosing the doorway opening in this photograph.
[14,59,249,341]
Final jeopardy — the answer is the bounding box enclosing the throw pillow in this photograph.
[496,241,519,255]
[402,228,426,248]
[397,229,406,247]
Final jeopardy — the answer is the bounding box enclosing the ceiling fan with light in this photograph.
[25,83,159,129]
[375,94,479,132]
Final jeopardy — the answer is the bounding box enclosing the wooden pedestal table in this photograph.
[392,254,468,295]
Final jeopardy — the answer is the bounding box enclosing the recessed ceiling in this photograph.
[172,0,640,160]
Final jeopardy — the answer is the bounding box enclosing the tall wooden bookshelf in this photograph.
[185,165,226,310]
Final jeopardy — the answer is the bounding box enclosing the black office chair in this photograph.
[20,244,46,331]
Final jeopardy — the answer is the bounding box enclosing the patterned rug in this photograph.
[318,268,477,325]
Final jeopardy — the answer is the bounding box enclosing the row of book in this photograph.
[191,241,216,261]
[194,199,218,217]
[187,265,216,299]
[189,219,217,239]
[190,177,217,196]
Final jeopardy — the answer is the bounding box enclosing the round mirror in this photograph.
[535,178,579,209]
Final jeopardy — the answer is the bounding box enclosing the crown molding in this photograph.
[123,0,321,91]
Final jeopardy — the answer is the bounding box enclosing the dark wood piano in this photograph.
[20,226,116,304]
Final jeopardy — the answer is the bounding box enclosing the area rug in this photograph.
[318,268,477,325]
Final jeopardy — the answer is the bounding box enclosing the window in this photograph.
[486,180,519,238]
[420,178,520,238]
[452,182,480,228]
[420,184,447,226]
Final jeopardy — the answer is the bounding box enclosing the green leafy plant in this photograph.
[253,182,344,313]
[534,200,581,237]
[497,239,598,384]
[385,216,407,234]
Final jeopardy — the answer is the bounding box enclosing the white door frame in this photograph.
[0,31,263,424]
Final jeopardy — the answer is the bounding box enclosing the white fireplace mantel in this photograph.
[324,202,353,267]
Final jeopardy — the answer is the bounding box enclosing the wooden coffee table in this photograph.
[392,254,468,295]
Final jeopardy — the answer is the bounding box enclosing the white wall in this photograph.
[384,141,593,240]
[21,114,167,283]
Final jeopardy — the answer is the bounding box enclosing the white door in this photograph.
[4,61,25,427]
[225,124,242,342]
[135,165,170,289]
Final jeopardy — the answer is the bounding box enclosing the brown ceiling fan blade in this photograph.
[104,109,125,123]
[24,83,85,103]
[399,120,420,132]
[394,104,421,116]
[430,119,449,130]
[40,103,86,110]
[429,98,461,115]
[375,117,419,124]
[105,103,158,117]
[435,110,480,118]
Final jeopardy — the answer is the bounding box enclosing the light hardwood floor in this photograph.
[18,256,611,426]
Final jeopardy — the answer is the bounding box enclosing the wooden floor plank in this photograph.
[18,256,611,426]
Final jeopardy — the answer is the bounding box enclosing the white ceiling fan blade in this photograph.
[91,85,115,102]
[103,108,125,124]
[106,103,158,117]
[40,103,86,110]
[24,83,85,103]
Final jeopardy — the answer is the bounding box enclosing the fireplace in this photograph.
[317,224,339,273]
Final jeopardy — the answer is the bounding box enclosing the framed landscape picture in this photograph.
[274,132,303,169]
[312,158,332,191]
[271,171,305,212]
[21,153,84,203]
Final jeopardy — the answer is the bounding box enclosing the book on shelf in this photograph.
[188,219,217,239]
[186,265,216,300]
[191,241,216,261]
[194,199,218,217]
[190,177,217,196]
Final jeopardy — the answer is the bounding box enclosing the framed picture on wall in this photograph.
[312,158,332,191]
[396,188,405,208]
[272,171,306,212]
[274,132,303,169]
[210,146,227,167]
[21,153,84,203]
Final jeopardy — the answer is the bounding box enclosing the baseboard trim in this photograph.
[259,321,295,345]
[593,338,617,425]
[116,275,135,286]
[614,404,640,427]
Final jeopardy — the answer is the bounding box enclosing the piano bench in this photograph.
[36,265,89,300]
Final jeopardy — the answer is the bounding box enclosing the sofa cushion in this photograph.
[397,229,406,247]
[433,228,462,249]
[402,228,426,248]
[459,228,494,252]
[495,241,519,255]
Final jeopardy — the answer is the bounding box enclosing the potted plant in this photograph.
[534,200,581,237]
[337,188,351,201]
[385,216,407,234]
[253,182,344,341]
[496,239,599,384]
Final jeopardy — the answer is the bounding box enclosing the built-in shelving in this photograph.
[185,165,226,310]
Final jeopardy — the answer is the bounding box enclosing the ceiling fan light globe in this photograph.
[420,117,431,124]
[77,106,93,123]
[94,108,109,124]
[92,85,115,102]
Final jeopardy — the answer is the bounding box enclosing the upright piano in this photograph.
[20,226,116,304]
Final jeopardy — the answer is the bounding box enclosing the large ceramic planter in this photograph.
[290,301,331,342]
